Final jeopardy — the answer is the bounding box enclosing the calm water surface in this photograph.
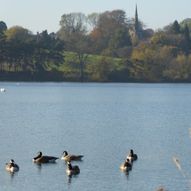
[0,82,191,191]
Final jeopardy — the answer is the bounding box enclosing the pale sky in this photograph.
[0,0,191,33]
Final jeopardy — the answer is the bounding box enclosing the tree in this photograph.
[33,30,64,72]
[5,26,32,42]
[183,24,190,41]
[87,56,113,81]
[0,27,64,74]
[180,18,191,36]
[131,43,172,81]
[0,21,7,33]
[57,12,87,45]
[87,13,100,31]
[182,24,190,54]
[163,54,191,81]
[164,20,181,34]
[0,21,7,71]
[107,28,132,57]
[58,12,90,81]
[171,20,180,34]
[4,26,33,71]
[109,28,132,49]
[72,34,90,81]
[90,10,131,54]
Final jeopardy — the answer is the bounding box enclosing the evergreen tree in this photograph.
[183,24,190,54]
[0,21,7,33]
[184,24,190,41]
[171,20,180,34]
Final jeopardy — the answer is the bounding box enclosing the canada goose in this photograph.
[127,149,138,162]
[66,161,80,176]
[5,159,19,173]
[61,151,83,162]
[120,158,132,172]
[33,151,58,163]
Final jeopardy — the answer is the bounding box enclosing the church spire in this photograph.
[134,4,142,39]
[135,4,138,28]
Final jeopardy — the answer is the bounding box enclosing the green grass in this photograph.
[58,51,123,73]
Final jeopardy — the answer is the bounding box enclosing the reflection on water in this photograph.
[66,174,80,186]
[34,163,42,174]
[6,170,19,184]
[120,169,129,176]
[67,175,72,184]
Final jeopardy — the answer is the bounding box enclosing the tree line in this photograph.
[0,9,191,82]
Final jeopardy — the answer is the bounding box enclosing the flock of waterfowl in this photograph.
[5,149,137,176]
[5,150,84,176]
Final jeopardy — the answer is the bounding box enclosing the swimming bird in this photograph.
[5,159,19,173]
[127,149,138,162]
[33,151,58,163]
[66,161,80,176]
[0,88,5,92]
[120,158,132,172]
[61,151,83,162]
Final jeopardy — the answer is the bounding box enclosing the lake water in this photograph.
[0,82,191,191]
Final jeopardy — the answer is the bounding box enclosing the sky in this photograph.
[0,0,191,34]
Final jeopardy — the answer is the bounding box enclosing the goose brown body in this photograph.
[61,151,83,162]
[33,152,58,163]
